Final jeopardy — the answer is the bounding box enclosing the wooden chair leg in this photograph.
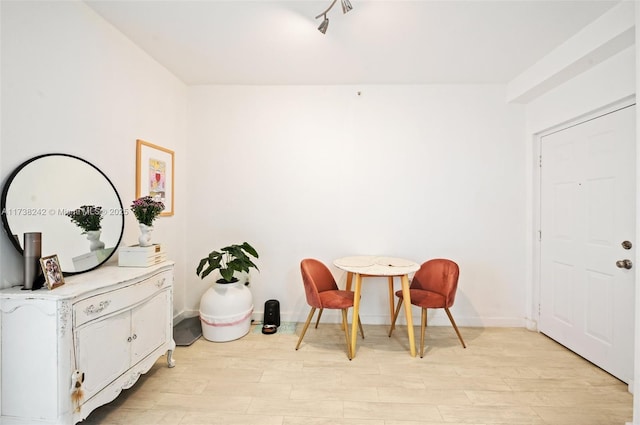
[388,298,403,337]
[420,308,427,358]
[295,307,316,350]
[314,308,324,329]
[358,316,365,339]
[445,307,466,348]
[342,309,352,360]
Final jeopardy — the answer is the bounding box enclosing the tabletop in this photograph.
[333,255,420,276]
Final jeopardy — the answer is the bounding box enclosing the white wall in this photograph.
[507,0,635,104]
[187,84,527,326]
[0,1,189,317]
[0,0,630,332]
[0,0,530,338]
[525,47,635,133]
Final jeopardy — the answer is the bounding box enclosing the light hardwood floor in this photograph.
[83,324,632,425]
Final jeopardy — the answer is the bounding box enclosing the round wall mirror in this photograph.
[1,154,124,275]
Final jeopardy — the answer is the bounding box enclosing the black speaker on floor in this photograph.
[263,299,280,327]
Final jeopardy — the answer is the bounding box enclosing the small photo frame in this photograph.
[136,139,174,216]
[40,254,65,290]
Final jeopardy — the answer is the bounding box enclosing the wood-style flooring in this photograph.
[82,324,632,424]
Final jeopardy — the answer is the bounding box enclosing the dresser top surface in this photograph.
[0,261,174,301]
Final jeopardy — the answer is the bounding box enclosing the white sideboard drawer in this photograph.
[74,270,172,327]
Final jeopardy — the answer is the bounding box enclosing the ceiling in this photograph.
[84,0,620,86]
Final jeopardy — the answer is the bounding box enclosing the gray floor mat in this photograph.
[173,316,202,346]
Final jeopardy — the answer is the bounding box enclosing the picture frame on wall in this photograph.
[40,254,65,290]
[136,139,174,216]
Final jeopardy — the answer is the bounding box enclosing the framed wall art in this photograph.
[40,254,65,290]
[136,139,174,216]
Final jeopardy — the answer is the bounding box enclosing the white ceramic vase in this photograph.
[86,230,105,251]
[138,223,153,247]
[199,279,253,342]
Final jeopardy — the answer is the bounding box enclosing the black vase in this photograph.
[23,232,42,290]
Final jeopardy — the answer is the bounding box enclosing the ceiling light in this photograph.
[315,0,353,34]
[318,15,330,34]
[341,0,353,14]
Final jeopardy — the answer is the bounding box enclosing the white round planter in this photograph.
[199,280,253,342]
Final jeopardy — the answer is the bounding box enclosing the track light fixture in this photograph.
[341,0,353,14]
[315,0,353,34]
[318,14,330,34]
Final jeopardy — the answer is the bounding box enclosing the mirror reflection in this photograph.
[1,154,124,274]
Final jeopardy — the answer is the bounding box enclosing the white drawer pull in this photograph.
[84,300,111,316]
[156,277,166,288]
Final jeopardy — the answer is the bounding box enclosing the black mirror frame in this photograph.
[1,153,125,276]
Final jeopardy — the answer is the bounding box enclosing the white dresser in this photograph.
[0,261,175,425]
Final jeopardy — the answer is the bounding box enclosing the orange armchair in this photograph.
[295,258,364,360]
[389,258,466,357]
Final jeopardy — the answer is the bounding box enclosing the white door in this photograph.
[539,104,636,383]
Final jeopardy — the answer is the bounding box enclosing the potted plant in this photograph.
[196,242,259,342]
[130,196,164,246]
[66,205,105,251]
[196,242,259,283]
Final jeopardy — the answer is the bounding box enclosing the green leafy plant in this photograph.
[66,205,103,233]
[196,242,259,284]
[130,196,165,226]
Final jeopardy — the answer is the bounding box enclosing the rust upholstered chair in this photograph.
[295,258,364,360]
[389,258,466,357]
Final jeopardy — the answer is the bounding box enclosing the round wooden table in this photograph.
[334,255,420,358]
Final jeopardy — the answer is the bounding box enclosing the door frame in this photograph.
[528,96,637,339]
